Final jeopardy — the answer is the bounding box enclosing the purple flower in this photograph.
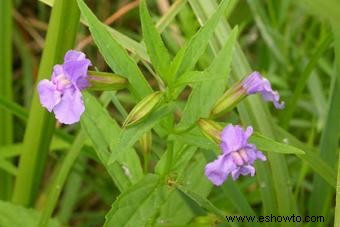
[242,71,285,109]
[205,124,266,185]
[37,50,91,124]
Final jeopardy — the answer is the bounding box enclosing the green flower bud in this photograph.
[197,118,222,144]
[88,71,127,91]
[123,91,164,127]
[210,83,246,118]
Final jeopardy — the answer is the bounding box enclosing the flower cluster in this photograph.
[204,71,284,185]
[38,50,91,124]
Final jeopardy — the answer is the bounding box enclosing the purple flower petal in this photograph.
[37,79,61,112]
[242,71,285,109]
[255,150,267,161]
[205,154,235,186]
[63,59,91,89]
[231,165,255,180]
[220,124,249,154]
[51,65,72,91]
[53,89,85,124]
[64,50,86,62]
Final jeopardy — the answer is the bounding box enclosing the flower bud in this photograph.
[197,118,222,144]
[87,71,127,91]
[123,91,164,127]
[210,83,246,117]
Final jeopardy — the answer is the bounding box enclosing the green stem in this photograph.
[38,131,85,227]
[12,0,80,206]
[0,0,13,201]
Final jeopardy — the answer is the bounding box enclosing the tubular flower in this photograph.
[242,71,285,109]
[211,71,284,117]
[205,124,266,185]
[37,50,91,124]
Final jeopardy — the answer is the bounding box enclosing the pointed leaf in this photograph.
[77,0,152,99]
[81,92,144,191]
[250,132,305,155]
[169,0,231,80]
[104,174,169,227]
[140,0,171,82]
[177,27,238,129]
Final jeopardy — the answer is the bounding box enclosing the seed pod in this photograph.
[197,118,222,144]
[123,91,164,127]
[87,71,127,91]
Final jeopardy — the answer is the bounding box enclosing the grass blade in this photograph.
[0,0,13,200]
[309,21,340,225]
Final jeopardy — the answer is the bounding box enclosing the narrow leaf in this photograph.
[81,92,144,191]
[176,184,226,220]
[77,0,152,99]
[250,132,305,155]
[140,0,171,82]
[177,27,238,129]
[169,0,231,80]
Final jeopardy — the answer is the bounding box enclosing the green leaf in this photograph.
[155,141,197,176]
[0,0,13,200]
[177,27,238,129]
[0,201,59,227]
[104,174,168,227]
[274,126,336,187]
[81,92,143,191]
[0,159,17,176]
[176,183,225,220]
[140,0,171,83]
[169,126,219,151]
[157,151,213,226]
[173,71,220,87]
[0,97,28,121]
[169,0,232,80]
[309,23,340,222]
[77,0,152,100]
[250,132,305,155]
[108,102,176,164]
